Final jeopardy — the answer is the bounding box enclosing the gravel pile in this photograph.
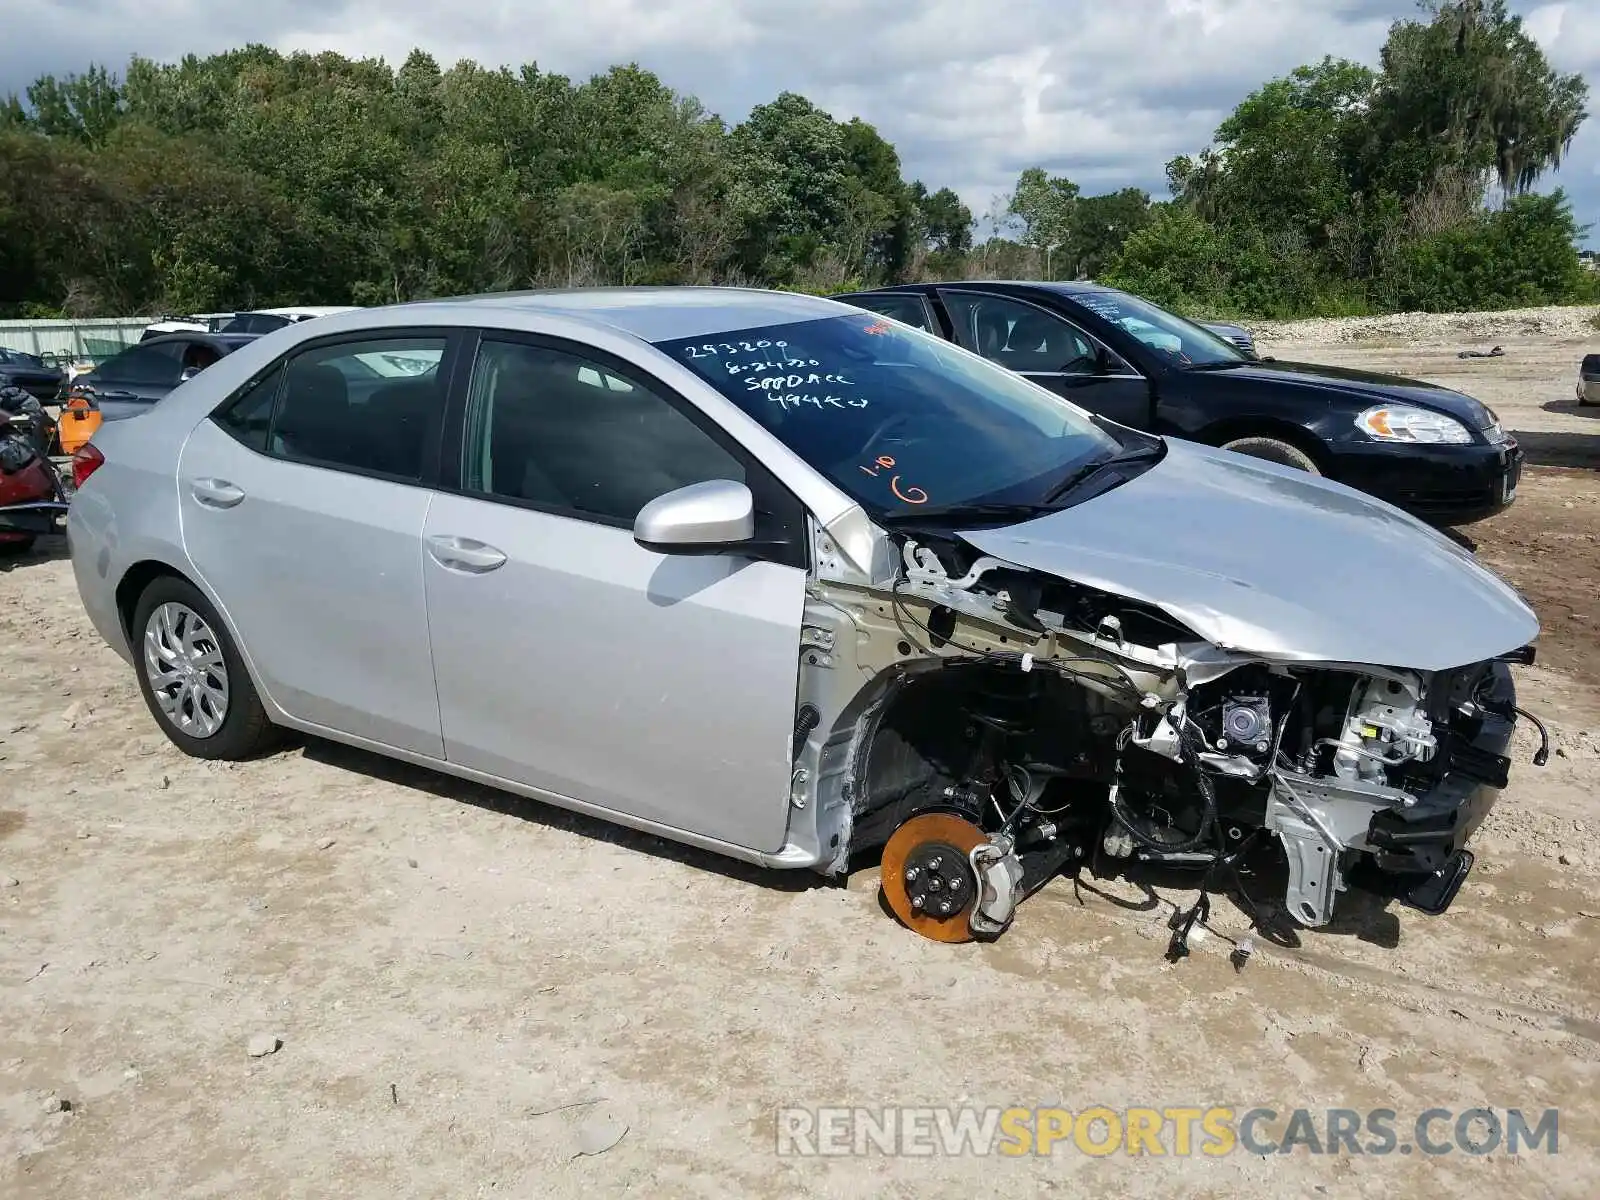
[1249,304,1600,348]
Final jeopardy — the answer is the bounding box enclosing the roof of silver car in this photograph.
[412,286,849,343]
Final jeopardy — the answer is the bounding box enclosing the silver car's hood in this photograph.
[960,438,1538,671]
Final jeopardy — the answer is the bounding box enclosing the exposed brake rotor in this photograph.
[880,811,987,943]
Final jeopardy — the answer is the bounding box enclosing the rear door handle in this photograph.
[426,534,507,573]
[189,477,246,508]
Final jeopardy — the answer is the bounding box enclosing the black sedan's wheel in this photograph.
[131,575,279,760]
[1221,435,1321,474]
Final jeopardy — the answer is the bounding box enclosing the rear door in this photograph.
[179,329,463,756]
[936,289,1154,430]
[420,331,810,852]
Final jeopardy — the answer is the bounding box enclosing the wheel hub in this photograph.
[901,841,972,919]
[879,812,986,943]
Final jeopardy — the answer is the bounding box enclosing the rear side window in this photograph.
[268,337,448,480]
[221,313,291,335]
[208,335,449,480]
[849,294,935,333]
[213,367,282,452]
[98,344,184,385]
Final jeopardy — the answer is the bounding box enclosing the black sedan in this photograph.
[0,346,67,403]
[70,332,260,422]
[835,282,1521,527]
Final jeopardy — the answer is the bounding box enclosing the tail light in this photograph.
[72,442,105,487]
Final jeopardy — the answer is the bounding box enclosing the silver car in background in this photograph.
[67,288,1541,950]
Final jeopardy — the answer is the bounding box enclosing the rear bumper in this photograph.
[0,499,68,534]
[0,499,68,536]
[0,456,66,537]
[1329,438,1521,527]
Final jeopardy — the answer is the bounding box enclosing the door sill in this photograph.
[269,714,821,871]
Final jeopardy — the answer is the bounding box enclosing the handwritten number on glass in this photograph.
[684,339,787,360]
[857,455,928,505]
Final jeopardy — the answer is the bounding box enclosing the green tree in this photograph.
[1007,167,1078,273]
[1366,0,1588,201]
[26,64,126,147]
[1066,188,1152,279]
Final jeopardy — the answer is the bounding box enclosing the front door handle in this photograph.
[426,534,507,573]
[189,477,246,508]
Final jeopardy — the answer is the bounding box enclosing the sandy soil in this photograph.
[3,317,1599,1198]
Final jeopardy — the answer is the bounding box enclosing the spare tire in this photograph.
[1220,435,1321,474]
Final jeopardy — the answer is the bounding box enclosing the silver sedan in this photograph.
[67,288,1541,948]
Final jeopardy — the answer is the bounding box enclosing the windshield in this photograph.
[654,313,1120,516]
[1071,289,1245,367]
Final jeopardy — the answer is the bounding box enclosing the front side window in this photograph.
[653,314,1121,517]
[269,337,447,479]
[940,292,1101,375]
[461,339,744,524]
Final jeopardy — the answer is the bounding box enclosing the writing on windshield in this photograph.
[654,314,1118,516]
[686,339,874,412]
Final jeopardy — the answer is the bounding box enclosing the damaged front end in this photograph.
[790,513,1543,949]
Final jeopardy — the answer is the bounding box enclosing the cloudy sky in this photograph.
[6,0,1598,243]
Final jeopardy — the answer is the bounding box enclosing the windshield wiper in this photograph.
[1042,442,1164,504]
[876,501,1058,527]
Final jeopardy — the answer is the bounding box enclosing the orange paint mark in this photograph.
[889,477,928,505]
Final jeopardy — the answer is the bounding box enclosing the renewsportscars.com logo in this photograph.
[775,1106,1560,1158]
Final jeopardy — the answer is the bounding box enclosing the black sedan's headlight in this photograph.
[1354,404,1474,445]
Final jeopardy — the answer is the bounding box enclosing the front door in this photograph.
[937,289,1153,430]
[178,331,459,756]
[421,334,809,853]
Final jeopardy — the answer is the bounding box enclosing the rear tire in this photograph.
[131,575,280,760]
[1220,435,1321,474]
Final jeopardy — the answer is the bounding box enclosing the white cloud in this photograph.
[3,0,1596,242]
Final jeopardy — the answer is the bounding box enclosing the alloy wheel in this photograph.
[143,602,230,738]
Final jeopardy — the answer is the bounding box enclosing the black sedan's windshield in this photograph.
[654,313,1120,516]
[1069,289,1246,368]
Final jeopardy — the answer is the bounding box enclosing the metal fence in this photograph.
[0,317,153,367]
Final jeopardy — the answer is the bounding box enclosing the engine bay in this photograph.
[794,529,1544,953]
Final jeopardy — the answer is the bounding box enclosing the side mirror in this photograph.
[179,366,201,382]
[633,479,755,554]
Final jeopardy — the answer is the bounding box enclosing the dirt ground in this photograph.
[3,314,1600,1198]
